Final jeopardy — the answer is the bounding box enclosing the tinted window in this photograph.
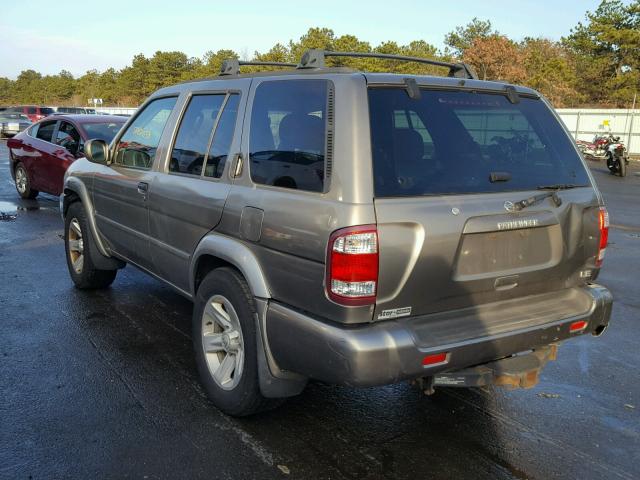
[27,107,36,114]
[56,121,81,154]
[368,88,590,197]
[35,120,56,142]
[170,95,225,176]
[83,121,126,143]
[41,107,55,115]
[249,80,327,192]
[114,97,177,169]
[205,94,240,178]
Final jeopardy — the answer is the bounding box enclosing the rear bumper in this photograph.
[265,284,612,387]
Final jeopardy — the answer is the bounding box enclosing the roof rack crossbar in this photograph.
[219,59,297,76]
[297,50,478,80]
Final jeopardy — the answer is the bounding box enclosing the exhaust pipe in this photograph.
[592,325,608,337]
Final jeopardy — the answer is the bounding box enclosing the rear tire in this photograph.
[193,267,279,416]
[64,202,117,289]
[14,163,38,199]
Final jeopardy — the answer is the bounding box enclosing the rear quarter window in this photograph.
[35,120,57,142]
[249,80,329,193]
[368,88,590,197]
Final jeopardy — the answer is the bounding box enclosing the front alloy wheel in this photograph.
[67,218,85,274]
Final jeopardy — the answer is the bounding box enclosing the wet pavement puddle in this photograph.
[0,200,43,221]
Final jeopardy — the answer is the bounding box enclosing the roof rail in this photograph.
[297,49,478,80]
[219,59,297,76]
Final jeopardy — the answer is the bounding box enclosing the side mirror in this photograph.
[84,139,109,165]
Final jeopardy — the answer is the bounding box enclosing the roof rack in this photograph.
[297,49,478,80]
[219,59,297,76]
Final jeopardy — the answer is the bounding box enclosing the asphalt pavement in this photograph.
[1,140,638,480]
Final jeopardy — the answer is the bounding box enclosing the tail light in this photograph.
[326,225,378,306]
[596,206,609,267]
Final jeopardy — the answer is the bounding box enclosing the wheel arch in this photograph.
[62,177,111,259]
[190,235,271,300]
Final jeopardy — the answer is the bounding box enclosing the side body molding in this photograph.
[62,176,110,258]
[190,234,271,299]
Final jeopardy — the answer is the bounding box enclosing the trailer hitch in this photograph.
[415,344,559,395]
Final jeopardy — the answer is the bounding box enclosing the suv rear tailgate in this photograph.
[368,86,601,320]
[374,189,601,319]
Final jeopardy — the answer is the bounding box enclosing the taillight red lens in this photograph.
[326,225,378,306]
[596,207,609,267]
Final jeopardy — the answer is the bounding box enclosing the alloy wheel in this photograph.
[201,294,245,391]
[68,218,84,274]
[15,167,27,194]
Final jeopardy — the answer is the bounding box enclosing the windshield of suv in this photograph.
[83,121,126,142]
[368,88,590,197]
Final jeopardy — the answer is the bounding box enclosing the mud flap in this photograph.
[254,299,307,398]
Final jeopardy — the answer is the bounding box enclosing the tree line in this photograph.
[0,0,637,108]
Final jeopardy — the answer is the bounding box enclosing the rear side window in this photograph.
[205,94,240,178]
[249,80,328,192]
[35,120,56,142]
[114,96,177,169]
[170,94,225,176]
[27,107,36,114]
[368,88,590,197]
[40,107,55,115]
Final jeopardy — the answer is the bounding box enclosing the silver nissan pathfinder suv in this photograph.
[61,50,613,416]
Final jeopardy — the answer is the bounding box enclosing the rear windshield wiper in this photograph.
[511,184,587,211]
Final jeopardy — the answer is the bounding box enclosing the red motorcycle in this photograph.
[576,134,629,177]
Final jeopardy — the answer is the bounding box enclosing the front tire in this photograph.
[64,202,117,289]
[14,162,38,199]
[193,267,276,416]
[618,155,627,177]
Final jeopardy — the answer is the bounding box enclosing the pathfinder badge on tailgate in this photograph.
[497,218,539,230]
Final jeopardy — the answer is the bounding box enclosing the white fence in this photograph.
[557,108,639,155]
[96,107,138,116]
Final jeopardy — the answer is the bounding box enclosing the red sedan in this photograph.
[8,114,127,198]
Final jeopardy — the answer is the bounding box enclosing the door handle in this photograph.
[137,181,149,197]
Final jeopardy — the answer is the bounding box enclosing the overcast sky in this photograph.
[0,0,606,79]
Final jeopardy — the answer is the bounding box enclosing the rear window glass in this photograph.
[368,88,590,197]
[249,80,328,193]
[83,121,125,143]
[170,94,225,176]
[205,94,240,178]
[41,107,55,115]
